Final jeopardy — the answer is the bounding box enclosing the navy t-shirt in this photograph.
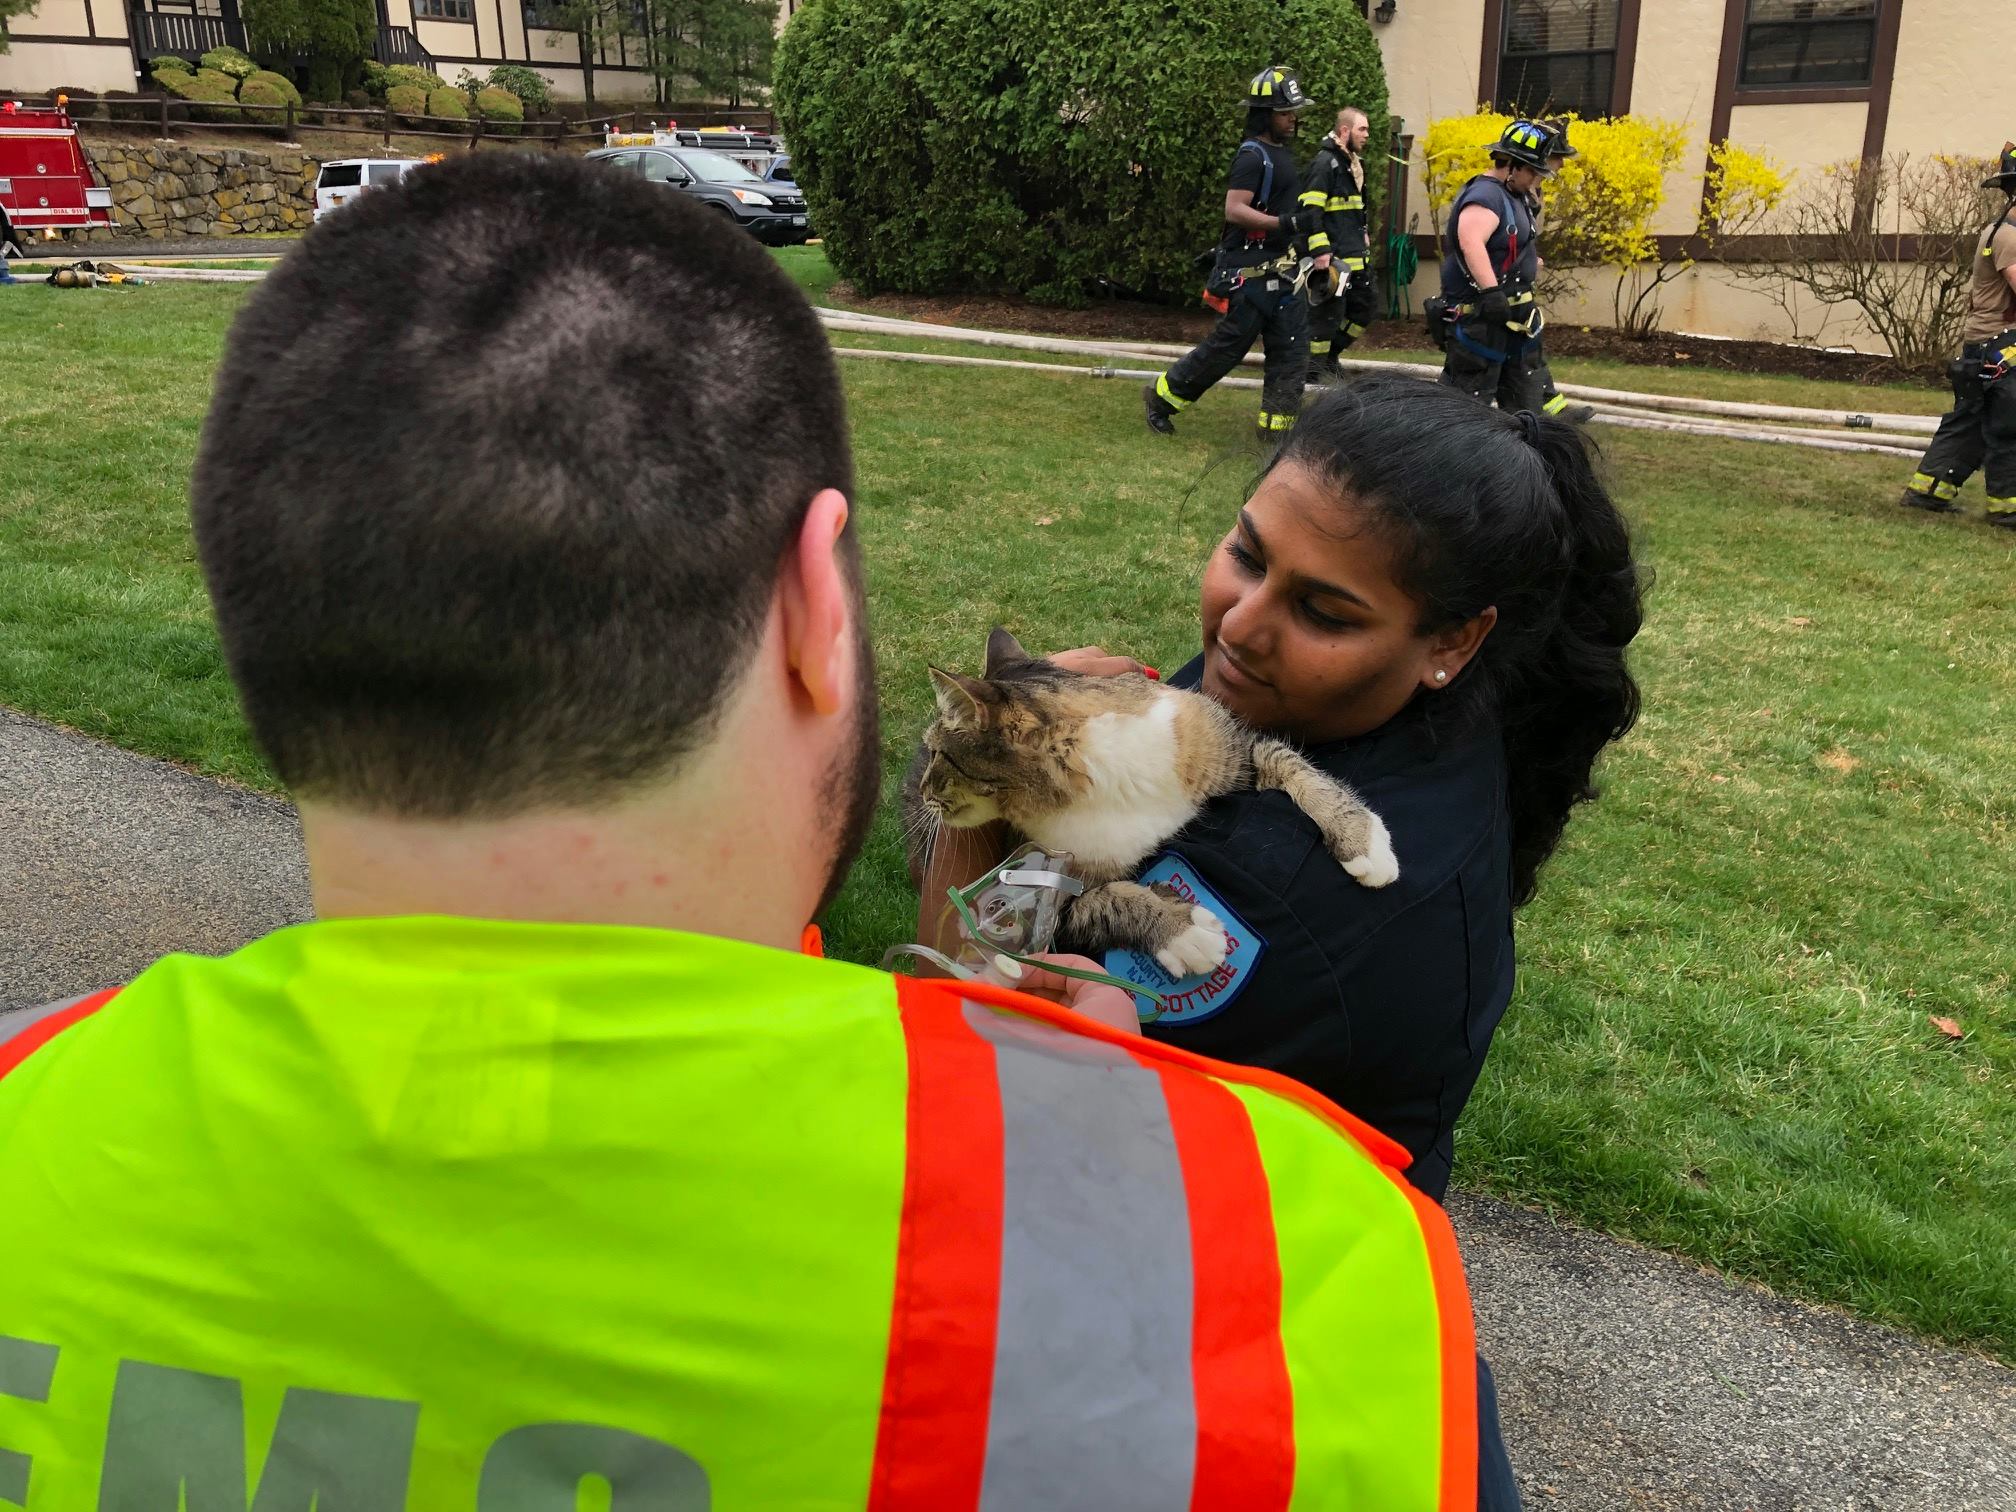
[1217,137,1300,267]
[1112,658,1516,1202]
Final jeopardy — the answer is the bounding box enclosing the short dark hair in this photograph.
[192,152,854,816]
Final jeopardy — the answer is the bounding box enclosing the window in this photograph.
[414,0,473,20]
[640,152,690,184]
[317,164,362,188]
[1739,0,1877,88]
[1494,0,1620,120]
[367,163,408,186]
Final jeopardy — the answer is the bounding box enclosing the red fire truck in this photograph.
[0,98,115,255]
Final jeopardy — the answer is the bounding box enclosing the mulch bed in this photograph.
[830,281,1943,389]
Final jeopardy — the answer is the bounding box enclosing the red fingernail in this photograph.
[1144,666,1160,680]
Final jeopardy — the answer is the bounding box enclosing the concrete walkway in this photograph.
[3,705,2012,1510]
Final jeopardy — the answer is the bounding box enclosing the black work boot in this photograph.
[1987,511,2016,530]
[1560,402,1597,425]
[1899,487,1959,513]
[1143,382,1177,436]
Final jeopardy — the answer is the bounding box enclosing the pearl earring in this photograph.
[1433,669,1449,683]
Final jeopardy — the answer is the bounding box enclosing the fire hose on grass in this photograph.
[814,310,1935,459]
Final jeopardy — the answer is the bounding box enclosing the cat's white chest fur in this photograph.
[1026,698,1202,871]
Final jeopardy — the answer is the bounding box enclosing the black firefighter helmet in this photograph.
[1245,66,1316,114]
[1490,118,1555,173]
[1984,141,2016,191]
[1539,117,1579,160]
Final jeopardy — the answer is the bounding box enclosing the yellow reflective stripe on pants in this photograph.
[1257,411,1296,431]
[1907,471,1958,501]
[1543,394,1569,415]
[1343,257,1368,270]
[1155,374,1191,411]
[1987,495,2016,514]
[1309,340,1332,354]
[1343,322,1368,339]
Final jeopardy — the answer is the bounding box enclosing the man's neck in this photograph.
[298,670,830,955]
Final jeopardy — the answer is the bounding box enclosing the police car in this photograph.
[0,97,115,254]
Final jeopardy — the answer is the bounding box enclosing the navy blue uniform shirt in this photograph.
[1113,657,1516,1202]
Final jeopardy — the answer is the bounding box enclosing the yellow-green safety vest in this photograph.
[0,916,1477,1509]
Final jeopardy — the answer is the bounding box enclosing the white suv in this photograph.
[313,159,421,222]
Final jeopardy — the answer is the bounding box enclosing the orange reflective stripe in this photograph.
[0,987,119,1081]
[1404,1179,1479,1511]
[951,975,1415,1170]
[945,976,1475,1508]
[1152,1063,1295,1510]
[870,978,1005,1512]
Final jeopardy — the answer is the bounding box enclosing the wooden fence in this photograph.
[31,94,773,151]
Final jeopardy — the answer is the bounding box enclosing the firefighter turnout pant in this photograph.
[1439,307,1539,413]
[1154,269,1309,435]
[1904,334,2016,522]
[1308,266,1380,379]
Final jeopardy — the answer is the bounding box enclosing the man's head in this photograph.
[1335,107,1371,155]
[1985,141,2016,195]
[192,153,881,924]
[1244,65,1314,142]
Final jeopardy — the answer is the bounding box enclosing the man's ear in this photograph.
[928,667,994,726]
[782,488,856,717]
[984,626,1030,677]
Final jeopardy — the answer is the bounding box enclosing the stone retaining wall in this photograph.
[81,143,315,239]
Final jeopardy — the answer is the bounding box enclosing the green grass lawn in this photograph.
[3,275,2012,1360]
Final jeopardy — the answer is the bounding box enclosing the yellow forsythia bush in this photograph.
[1421,109,1689,274]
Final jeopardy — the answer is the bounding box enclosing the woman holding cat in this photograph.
[921,372,1643,1205]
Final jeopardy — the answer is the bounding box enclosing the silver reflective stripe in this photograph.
[961,1001,1198,1512]
[0,995,91,1051]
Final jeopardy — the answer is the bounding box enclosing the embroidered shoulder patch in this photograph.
[1102,854,1267,1026]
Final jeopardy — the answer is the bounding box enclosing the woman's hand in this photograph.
[1011,954,1143,1035]
[1047,646,1159,679]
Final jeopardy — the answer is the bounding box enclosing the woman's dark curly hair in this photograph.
[1269,373,1645,905]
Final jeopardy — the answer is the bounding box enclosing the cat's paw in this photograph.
[1339,813,1400,889]
[1156,906,1231,976]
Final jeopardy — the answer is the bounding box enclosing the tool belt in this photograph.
[1424,286,1538,351]
[1203,250,1310,313]
[1954,330,2016,383]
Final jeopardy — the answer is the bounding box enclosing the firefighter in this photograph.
[1302,105,1380,383]
[1900,142,2016,527]
[0,204,18,285]
[1514,119,1595,423]
[1146,65,1325,439]
[1434,119,1551,411]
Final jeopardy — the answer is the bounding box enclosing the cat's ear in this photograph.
[928,666,994,726]
[984,626,1030,677]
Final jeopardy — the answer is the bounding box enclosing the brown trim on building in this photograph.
[1477,0,1504,110]
[4,31,132,44]
[1713,0,1902,142]
[1708,0,1745,148]
[1858,0,1903,164]
[83,0,98,41]
[1610,0,1641,115]
[1404,230,1934,265]
[1728,85,1871,107]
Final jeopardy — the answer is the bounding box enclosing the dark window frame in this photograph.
[1478,0,1642,121]
[414,0,473,22]
[1736,0,1879,91]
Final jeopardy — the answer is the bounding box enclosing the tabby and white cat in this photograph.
[905,629,1398,979]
